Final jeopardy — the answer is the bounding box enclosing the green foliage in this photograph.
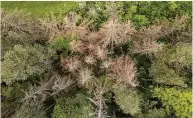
[152,87,192,118]
[119,1,192,27]
[51,36,73,57]
[1,38,26,58]
[77,2,192,28]
[1,9,49,57]
[1,82,32,118]
[2,44,56,84]
[2,82,30,99]
[52,103,67,118]
[113,86,141,116]
[150,43,191,87]
[132,15,149,27]
[14,101,47,118]
[157,43,192,67]
[1,2,192,118]
[52,92,93,118]
[51,36,71,51]
[76,2,108,30]
[151,62,187,87]
[1,2,78,18]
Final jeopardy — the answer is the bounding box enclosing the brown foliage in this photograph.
[107,56,138,87]
[99,19,135,48]
[84,55,96,65]
[88,79,112,118]
[94,45,109,60]
[41,12,91,40]
[130,15,190,55]
[22,75,73,103]
[1,9,48,40]
[130,25,165,55]
[77,67,94,87]
[61,56,82,72]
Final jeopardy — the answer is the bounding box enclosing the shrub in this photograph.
[150,43,191,87]
[1,2,78,18]
[1,10,49,56]
[78,67,94,87]
[113,85,141,116]
[2,44,56,84]
[77,2,192,28]
[22,75,73,103]
[108,56,138,87]
[156,43,191,67]
[52,92,93,118]
[152,87,192,118]
[51,36,71,51]
[99,18,135,48]
[1,82,32,118]
[13,101,47,118]
[119,1,192,27]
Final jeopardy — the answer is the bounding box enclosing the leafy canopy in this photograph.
[2,44,56,84]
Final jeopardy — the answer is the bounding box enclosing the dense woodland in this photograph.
[1,1,192,118]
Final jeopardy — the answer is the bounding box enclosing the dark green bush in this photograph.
[14,101,47,118]
[52,92,93,118]
[77,1,192,28]
[2,44,56,84]
[150,43,191,87]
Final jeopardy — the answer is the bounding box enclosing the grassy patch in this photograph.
[1,1,78,18]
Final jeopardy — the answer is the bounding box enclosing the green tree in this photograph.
[52,92,93,118]
[150,43,191,87]
[113,85,141,116]
[2,44,56,84]
[14,101,47,118]
[152,87,192,118]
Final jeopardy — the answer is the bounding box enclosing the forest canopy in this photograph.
[1,1,192,118]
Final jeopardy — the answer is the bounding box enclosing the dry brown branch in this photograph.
[87,32,103,44]
[41,12,91,40]
[130,15,189,55]
[171,15,189,30]
[108,56,138,87]
[85,55,96,65]
[40,15,64,40]
[90,88,107,118]
[1,9,48,40]
[21,76,55,102]
[52,76,74,95]
[99,19,135,48]
[167,15,191,43]
[131,38,163,55]
[131,25,165,55]
[94,45,109,60]
[88,79,111,118]
[78,67,94,87]
[100,59,113,69]
[64,13,91,39]
[61,56,82,72]
[22,75,73,103]
[69,40,90,53]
